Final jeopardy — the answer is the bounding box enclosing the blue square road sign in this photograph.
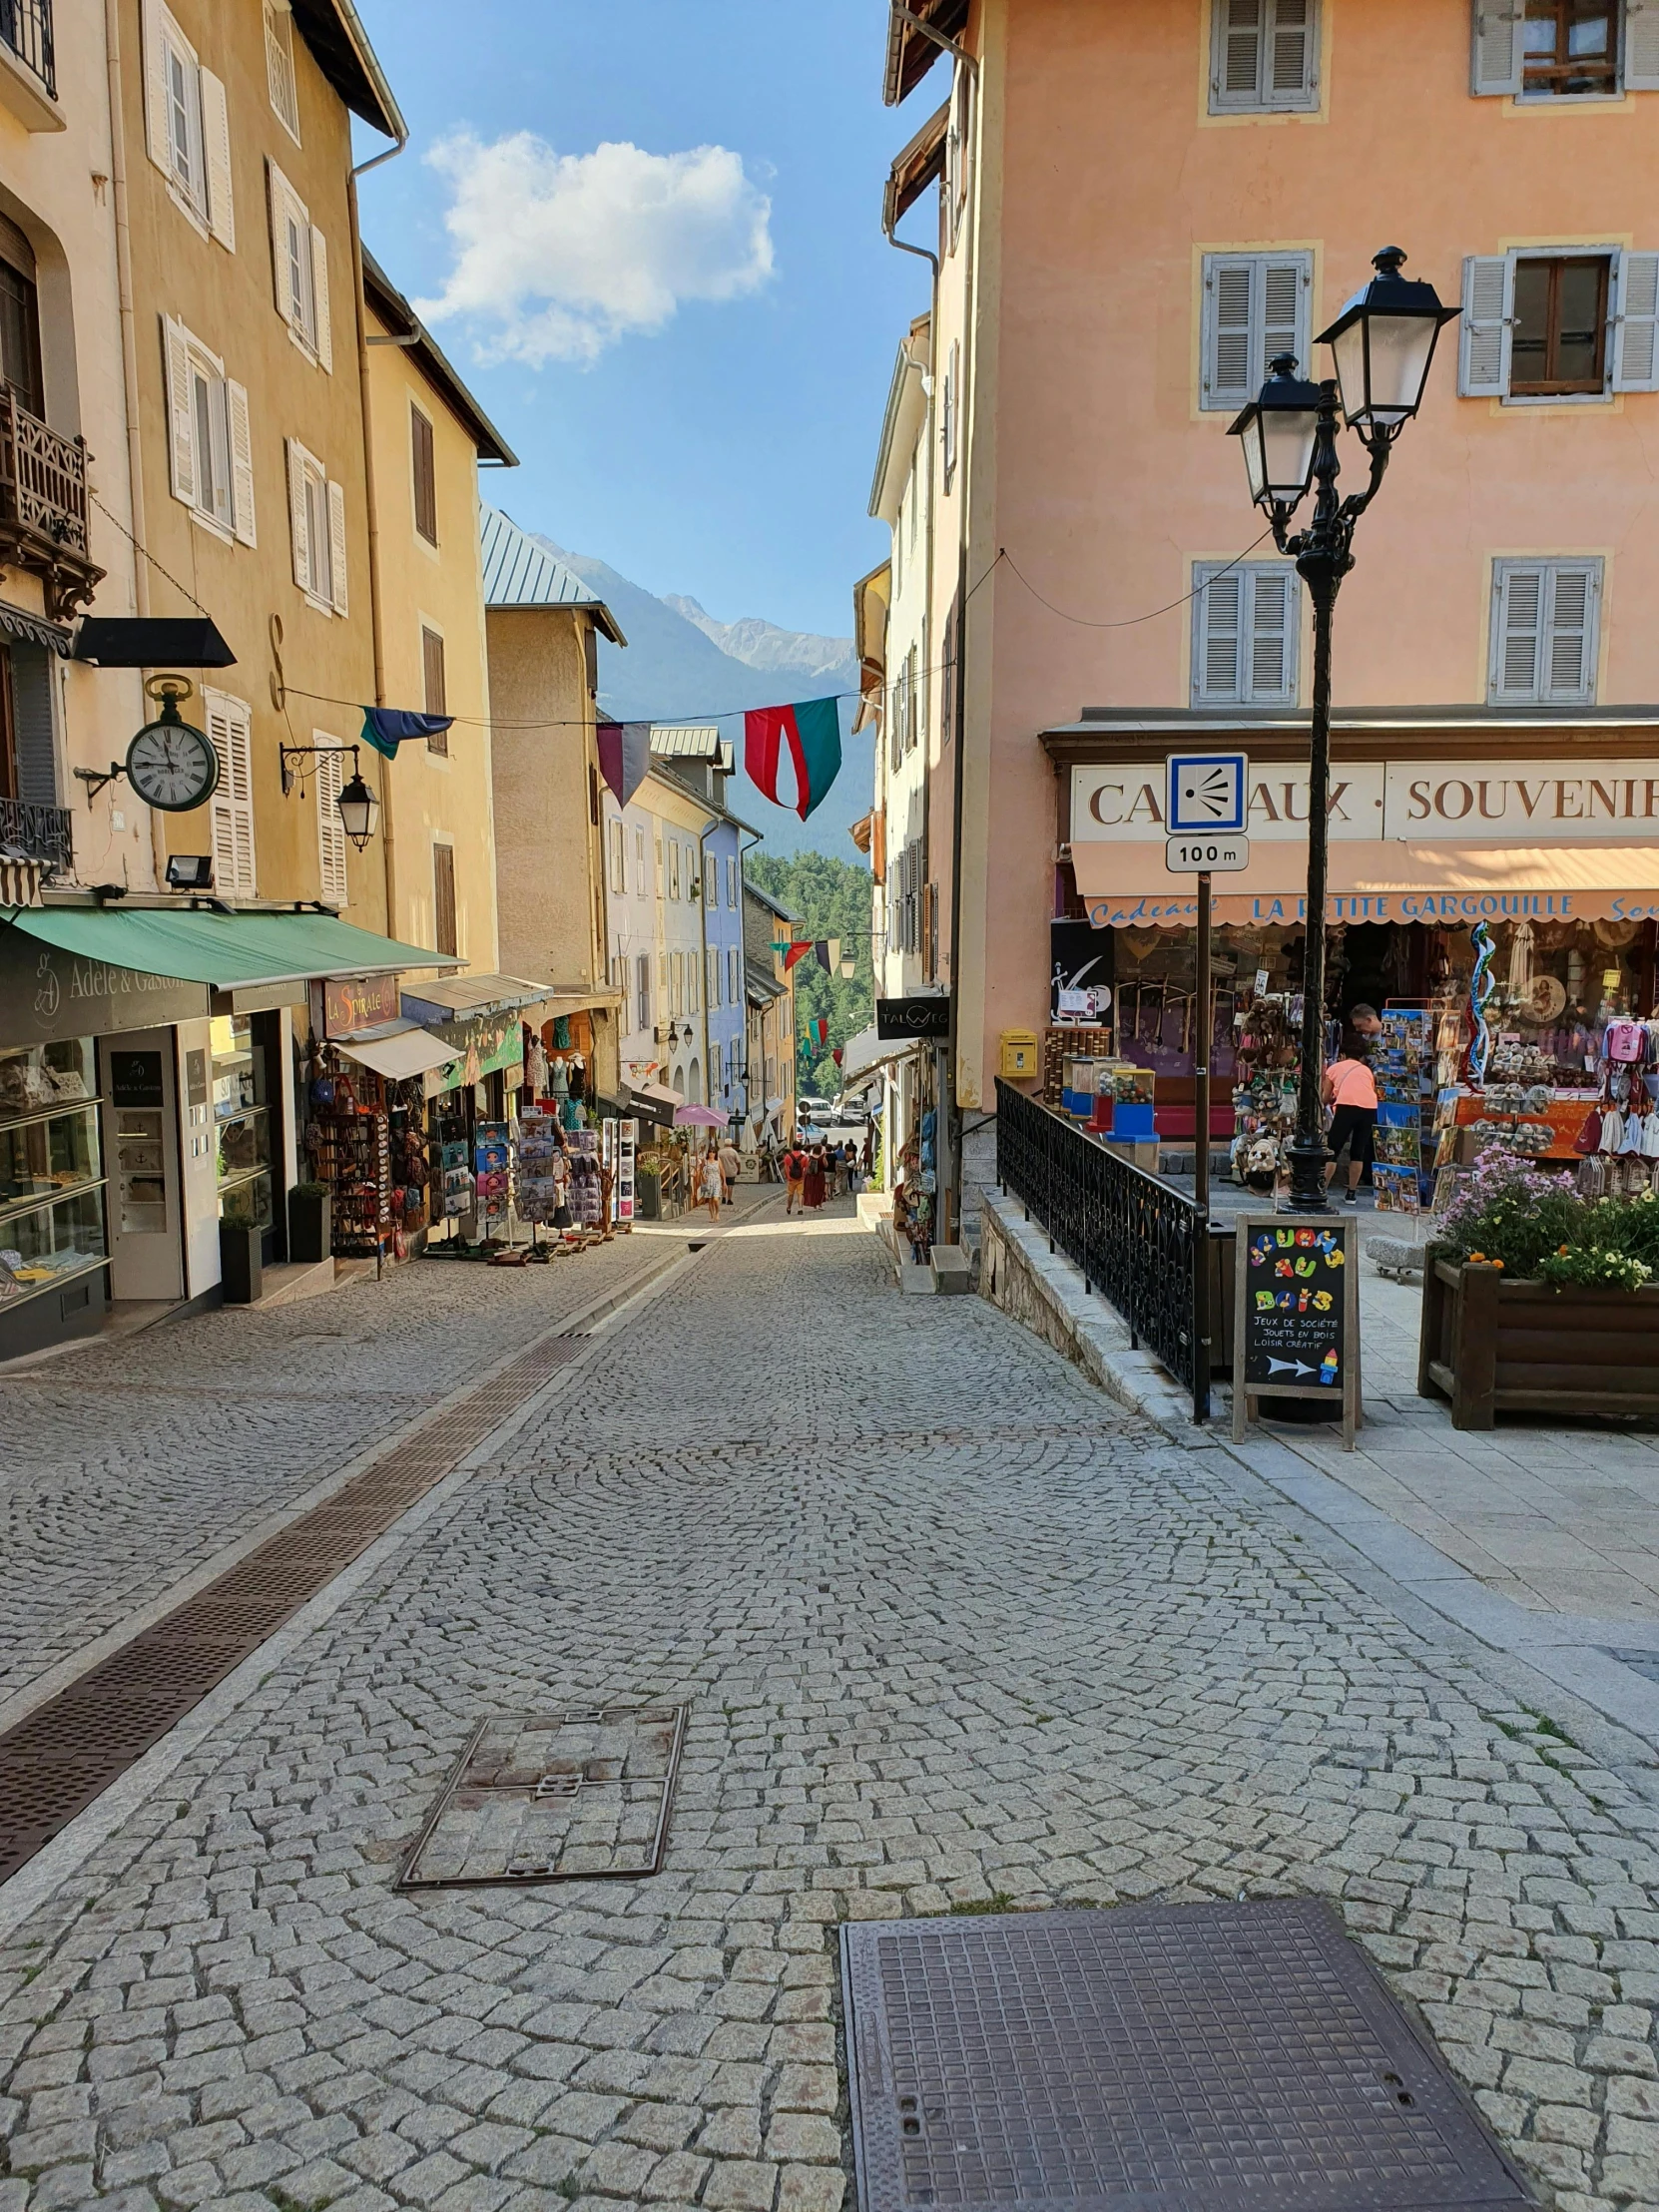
[1167,752,1249,834]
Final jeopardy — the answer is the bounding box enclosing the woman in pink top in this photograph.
[1323,1038,1380,1202]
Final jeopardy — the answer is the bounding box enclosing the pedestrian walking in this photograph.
[697,1146,725,1224]
[1324,1030,1379,1202]
[784,1135,807,1215]
[718,1135,742,1207]
[803,1144,828,1211]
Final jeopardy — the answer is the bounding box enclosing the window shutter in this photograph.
[268,160,295,325]
[1205,260,1255,407]
[285,437,310,593]
[200,68,235,250]
[1195,568,1244,703]
[206,690,256,897]
[1215,0,1263,103]
[1628,0,1659,88]
[1268,0,1317,99]
[1470,0,1523,94]
[326,479,348,615]
[1262,259,1306,378]
[1612,253,1659,392]
[309,226,331,371]
[433,843,457,958]
[9,644,57,806]
[1491,565,1544,700]
[315,741,347,905]
[1544,564,1599,703]
[226,379,256,546]
[264,0,300,135]
[142,0,173,177]
[1248,570,1295,701]
[1458,256,1511,396]
[162,314,196,506]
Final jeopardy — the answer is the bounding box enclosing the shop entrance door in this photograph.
[99,1030,185,1304]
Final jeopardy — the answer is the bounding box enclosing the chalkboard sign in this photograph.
[1232,1212,1361,1449]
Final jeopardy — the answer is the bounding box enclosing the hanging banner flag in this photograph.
[744,699,842,821]
[784,941,814,973]
[359,707,455,759]
[813,938,841,972]
[597,720,653,808]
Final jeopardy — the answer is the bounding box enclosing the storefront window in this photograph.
[211,1014,272,1234]
[0,1039,107,1312]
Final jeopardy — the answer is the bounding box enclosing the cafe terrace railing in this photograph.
[994,1076,1211,1422]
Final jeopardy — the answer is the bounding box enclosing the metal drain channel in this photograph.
[0,1325,602,1887]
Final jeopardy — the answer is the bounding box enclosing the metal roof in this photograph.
[479,509,626,644]
[650,725,723,761]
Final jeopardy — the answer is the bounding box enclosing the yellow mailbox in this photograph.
[999,1028,1040,1079]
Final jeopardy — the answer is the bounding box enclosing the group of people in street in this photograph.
[783,1131,872,1215]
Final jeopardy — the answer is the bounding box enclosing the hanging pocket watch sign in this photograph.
[126,674,220,812]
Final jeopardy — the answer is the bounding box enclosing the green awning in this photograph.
[5,906,456,988]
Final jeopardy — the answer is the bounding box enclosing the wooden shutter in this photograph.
[1248,569,1297,702]
[142,0,174,177]
[1202,256,1308,410]
[1268,0,1317,101]
[268,161,296,325]
[227,379,256,545]
[1470,0,1523,94]
[1628,0,1659,89]
[326,478,348,614]
[200,67,235,250]
[9,644,57,806]
[314,740,347,904]
[205,690,256,896]
[1213,0,1263,105]
[1543,564,1600,703]
[265,0,300,136]
[411,407,437,542]
[284,437,310,592]
[1613,253,1659,392]
[1459,256,1512,396]
[432,842,457,957]
[162,314,196,505]
[1194,567,1244,702]
[421,626,448,734]
[309,227,331,371]
[1490,565,1544,700]
[1262,259,1306,376]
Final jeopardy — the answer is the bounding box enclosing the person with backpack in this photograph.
[784,1135,807,1215]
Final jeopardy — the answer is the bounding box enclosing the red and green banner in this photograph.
[744,698,842,821]
[783,941,814,973]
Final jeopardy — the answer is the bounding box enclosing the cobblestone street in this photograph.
[6,1206,1659,2211]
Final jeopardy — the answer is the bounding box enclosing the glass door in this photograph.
[211,1014,275,1260]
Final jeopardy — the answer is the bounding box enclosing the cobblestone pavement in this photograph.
[0,1236,671,1712]
[6,1205,1659,2210]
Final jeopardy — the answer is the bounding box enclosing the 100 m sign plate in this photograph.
[1165,833,1249,872]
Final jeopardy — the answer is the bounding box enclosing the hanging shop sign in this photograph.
[876,994,952,1041]
[0,924,208,1046]
[424,1010,524,1094]
[1232,1215,1361,1452]
[323,972,401,1037]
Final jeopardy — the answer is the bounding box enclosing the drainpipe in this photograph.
[346,129,408,936]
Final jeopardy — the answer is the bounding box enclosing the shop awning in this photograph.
[400,971,549,1019]
[333,1021,461,1082]
[8,904,458,986]
[1070,838,1659,928]
[838,1024,922,1085]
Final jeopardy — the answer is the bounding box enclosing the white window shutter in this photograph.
[1195,568,1244,703]
[1470,0,1523,94]
[162,314,197,506]
[1491,565,1544,700]
[326,478,348,615]
[285,437,310,593]
[1459,256,1512,396]
[315,740,348,904]
[309,227,332,371]
[1248,570,1295,701]
[1544,565,1600,703]
[142,0,173,178]
[1268,0,1318,101]
[226,379,256,546]
[1215,0,1263,104]
[1205,259,1256,408]
[268,160,295,325]
[205,690,256,897]
[1626,0,1659,88]
[1262,259,1307,378]
[1612,253,1659,392]
[200,68,235,251]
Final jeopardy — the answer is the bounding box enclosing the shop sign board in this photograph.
[1232,1214,1361,1452]
[1166,834,1250,873]
[109,1050,166,1108]
[323,973,401,1037]
[425,1012,524,1094]
[876,994,951,1041]
[1166,752,1248,834]
[0,925,208,1047]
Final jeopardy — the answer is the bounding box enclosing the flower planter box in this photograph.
[1418,1240,1659,1429]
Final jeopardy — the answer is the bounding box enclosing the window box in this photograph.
[1419,1247,1659,1428]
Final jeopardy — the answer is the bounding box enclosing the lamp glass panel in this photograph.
[1336,313,1437,424]
[1239,413,1269,504]
[1261,407,1319,498]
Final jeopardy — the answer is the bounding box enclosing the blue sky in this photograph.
[352,0,928,641]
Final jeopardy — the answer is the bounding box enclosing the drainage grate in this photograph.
[396,1704,688,1888]
[0,1328,609,1888]
[840,1902,1528,2212]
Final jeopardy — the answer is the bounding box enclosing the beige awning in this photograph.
[1071,837,1659,928]
[334,1021,461,1081]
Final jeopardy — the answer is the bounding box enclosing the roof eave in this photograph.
[361,250,517,466]
[290,0,405,141]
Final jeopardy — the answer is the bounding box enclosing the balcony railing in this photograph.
[0,796,71,875]
[0,0,54,98]
[0,386,101,620]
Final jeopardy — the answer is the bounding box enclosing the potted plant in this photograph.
[287,1180,332,1264]
[1418,1153,1659,1428]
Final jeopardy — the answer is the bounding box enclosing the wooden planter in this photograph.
[1418,1241,1659,1428]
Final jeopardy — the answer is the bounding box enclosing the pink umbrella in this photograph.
[674,1104,726,1128]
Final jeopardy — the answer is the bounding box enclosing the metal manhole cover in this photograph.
[840,1902,1528,2212]
[396,1704,688,1889]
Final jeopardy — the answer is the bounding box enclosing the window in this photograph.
[728,945,740,1005]
[1459,251,1659,397]
[1473,0,1659,94]
[163,316,256,544]
[636,952,651,1032]
[411,405,437,544]
[636,826,646,882]
[941,337,959,489]
[670,950,682,1016]
[1489,559,1602,705]
[1,643,58,807]
[712,1044,724,1102]
[609,818,626,893]
[1200,253,1313,410]
[0,244,43,418]
[314,740,347,906]
[432,842,457,957]
[285,439,347,614]
[1210,0,1320,109]
[945,60,974,250]
[267,163,331,369]
[264,0,299,140]
[421,626,447,752]
[727,855,738,908]
[1192,562,1301,705]
[705,858,717,907]
[670,841,682,899]
[204,688,256,897]
[143,0,234,247]
[708,947,721,1008]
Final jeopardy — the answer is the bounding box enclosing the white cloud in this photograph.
[415,131,775,367]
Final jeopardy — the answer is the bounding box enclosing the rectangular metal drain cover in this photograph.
[840,1902,1528,2211]
[397,1704,687,1888]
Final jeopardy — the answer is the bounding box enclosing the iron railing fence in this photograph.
[0,387,88,557]
[0,0,54,98]
[0,796,72,874]
[995,1077,1210,1421]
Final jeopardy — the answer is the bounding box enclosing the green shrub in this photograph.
[1538,1244,1653,1292]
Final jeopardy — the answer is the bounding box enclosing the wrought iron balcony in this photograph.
[0,0,54,99]
[0,387,102,620]
[0,795,72,874]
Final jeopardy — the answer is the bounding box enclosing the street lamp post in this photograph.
[1228,248,1456,1212]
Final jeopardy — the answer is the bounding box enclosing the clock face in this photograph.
[126,718,221,813]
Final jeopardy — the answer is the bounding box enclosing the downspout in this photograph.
[346,130,407,937]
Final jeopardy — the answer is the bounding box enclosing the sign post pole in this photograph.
[1195,871,1211,1217]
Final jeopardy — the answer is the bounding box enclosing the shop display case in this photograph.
[0,1039,107,1313]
